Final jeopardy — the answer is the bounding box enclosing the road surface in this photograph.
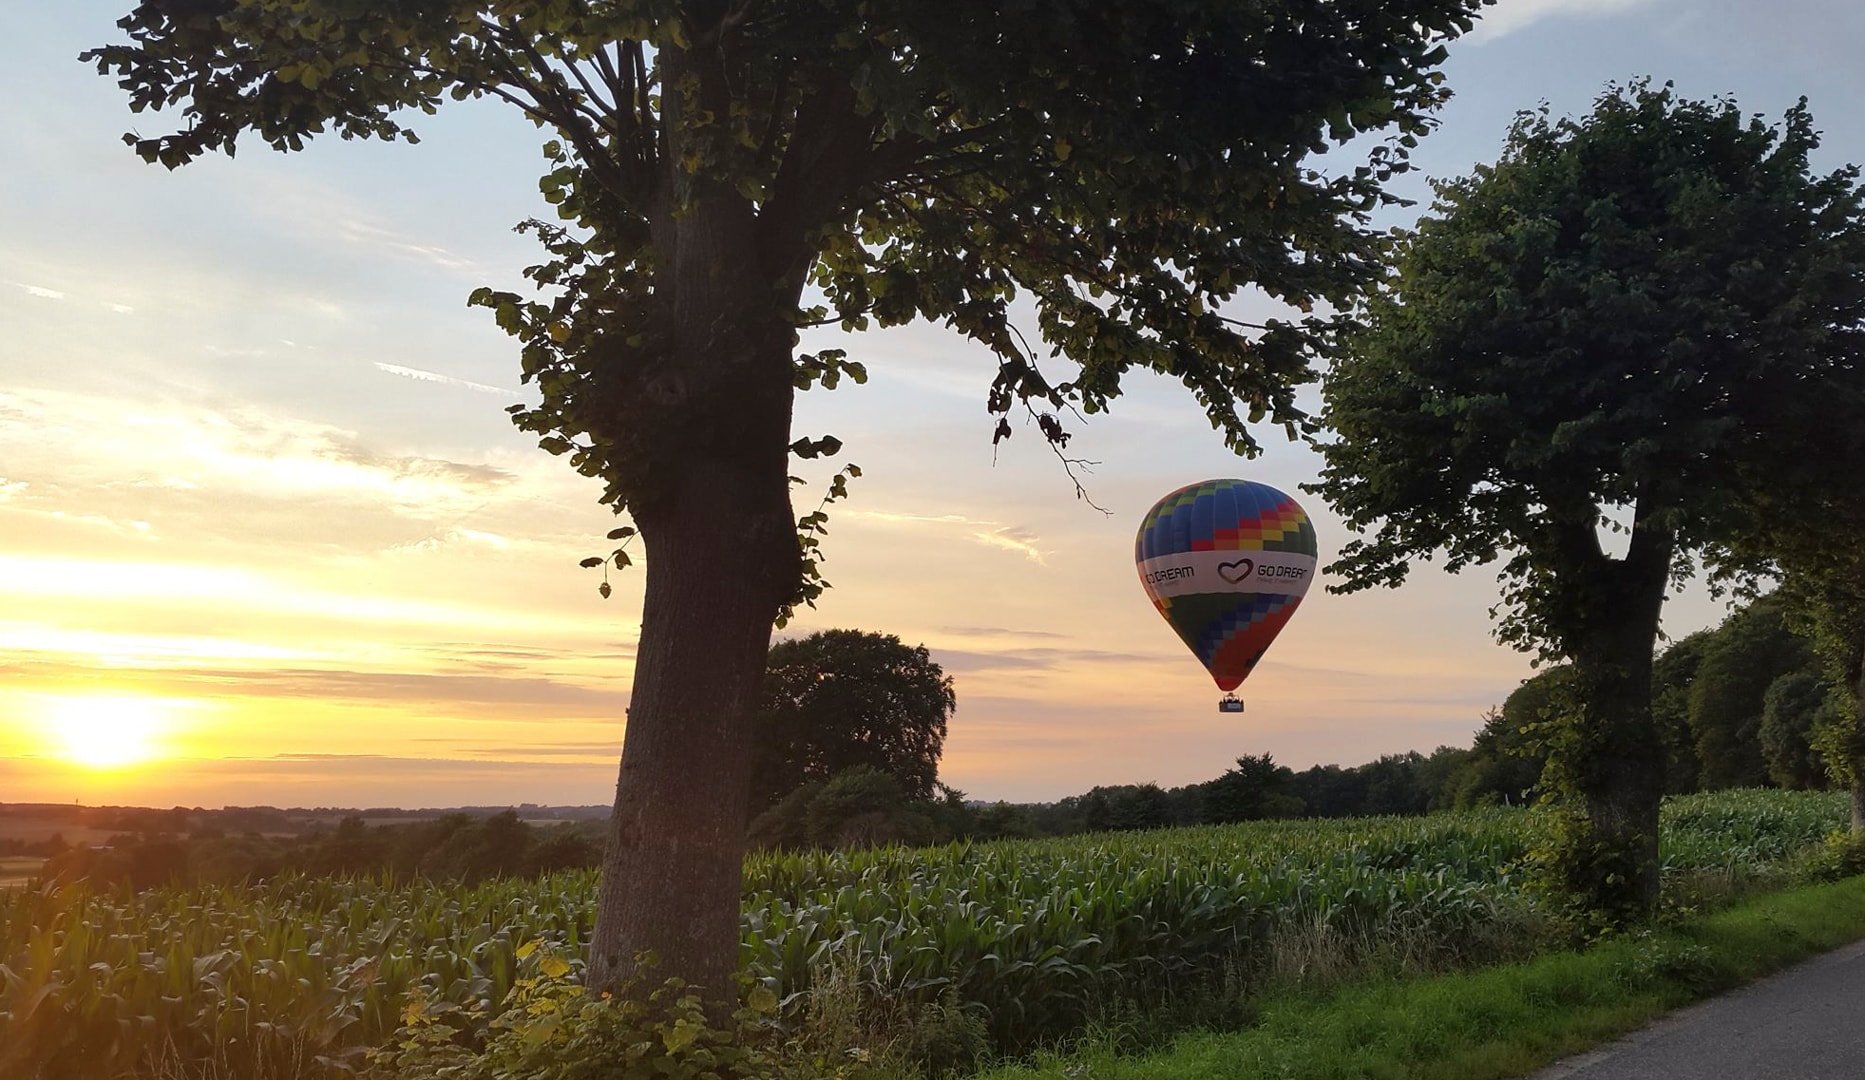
[1530,939,1865,1079]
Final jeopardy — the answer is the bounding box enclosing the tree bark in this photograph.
[587,457,795,998]
[1551,513,1675,922]
[586,181,804,998]
[1566,603,1667,915]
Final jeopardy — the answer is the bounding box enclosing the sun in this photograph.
[41,696,174,769]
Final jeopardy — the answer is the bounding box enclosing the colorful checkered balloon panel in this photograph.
[1135,479,1319,692]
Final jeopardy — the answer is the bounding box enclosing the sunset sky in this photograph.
[3,0,1861,808]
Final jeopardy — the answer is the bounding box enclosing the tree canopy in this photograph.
[89,0,1483,568]
[752,629,954,809]
[1319,82,1865,658]
[1315,81,1865,919]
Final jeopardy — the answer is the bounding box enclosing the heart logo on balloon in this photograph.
[1217,558,1255,584]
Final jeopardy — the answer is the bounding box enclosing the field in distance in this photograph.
[0,802,610,846]
[0,856,41,890]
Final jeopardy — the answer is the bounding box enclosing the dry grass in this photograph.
[0,856,43,891]
[0,819,121,846]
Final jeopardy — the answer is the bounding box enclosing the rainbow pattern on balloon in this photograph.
[1135,479,1319,692]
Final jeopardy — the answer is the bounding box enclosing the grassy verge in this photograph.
[977,872,1865,1080]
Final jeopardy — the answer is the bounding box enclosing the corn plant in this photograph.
[0,790,1847,1079]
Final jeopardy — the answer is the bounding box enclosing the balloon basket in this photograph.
[1218,694,1245,714]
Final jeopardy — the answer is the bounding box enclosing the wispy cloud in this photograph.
[153,666,625,714]
[970,525,1047,563]
[338,219,483,274]
[233,171,491,279]
[375,362,515,397]
[936,625,1069,640]
[0,387,515,518]
[11,281,65,300]
[846,509,1050,563]
[0,626,321,667]
[931,646,1166,674]
[386,526,514,559]
[0,552,585,634]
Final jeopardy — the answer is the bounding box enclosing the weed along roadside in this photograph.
[977,871,1865,1080]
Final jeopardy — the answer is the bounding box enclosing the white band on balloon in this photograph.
[1137,549,1318,600]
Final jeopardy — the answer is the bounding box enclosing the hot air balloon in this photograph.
[1135,479,1318,712]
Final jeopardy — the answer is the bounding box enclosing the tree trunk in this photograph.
[587,456,794,998]
[1549,516,1675,923]
[585,171,804,997]
[1563,612,1667,917]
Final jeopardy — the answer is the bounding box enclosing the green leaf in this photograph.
[661,1019,698,1053]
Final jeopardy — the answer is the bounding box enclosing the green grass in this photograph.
[979,872,1865,1080]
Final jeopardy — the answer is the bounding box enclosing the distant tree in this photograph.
[529,825,602,875]
[745,766,936,850]
[1445,703,1547,809]
[1316,82,1865,921]
[88,0,1485,996]
[1687,597,1814,788]
[1358,752,1431,816]
[1023,800,1093,837]
[389,814,475,880]
[1416,745,1473,811]
[188,835,282,885]
[470,810,536,880]
[1291,764,1370,818]
[1650,630,1711,793]
[967,801,1038,842]
[313,816,389,877]
[1759,671,1838,791]
[803,768,935,848]
[1200,753,1304,823]
[753,630,955,811]
[1780,564,1865,832]
[1078,784,1172,832]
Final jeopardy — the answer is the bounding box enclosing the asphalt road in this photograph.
[1529,939,1865,1079]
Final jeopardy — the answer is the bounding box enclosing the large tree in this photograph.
[752,629,954,810]
[1316,82,1865,921]
[88,0,1484,994]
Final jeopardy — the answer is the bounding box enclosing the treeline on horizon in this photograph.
[27,591,1839,892]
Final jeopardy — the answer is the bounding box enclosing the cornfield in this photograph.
[0,790,1848,1079]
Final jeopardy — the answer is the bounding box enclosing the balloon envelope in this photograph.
[1135,479,1318,691]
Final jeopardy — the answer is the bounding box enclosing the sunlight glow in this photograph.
[40,696,175,769]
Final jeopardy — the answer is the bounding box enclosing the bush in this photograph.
[1801,831,1865,884]
[367,945,905,1080]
